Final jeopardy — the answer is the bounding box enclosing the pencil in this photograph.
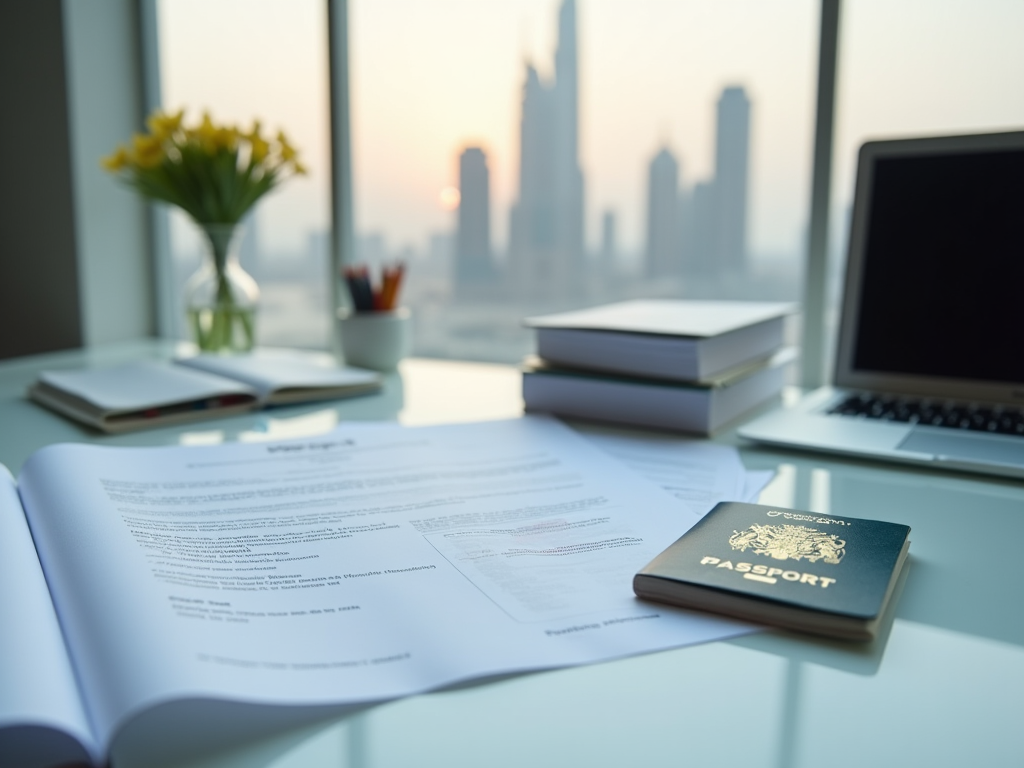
[343,263,405,312]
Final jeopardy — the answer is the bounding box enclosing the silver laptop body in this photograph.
[740,130,1024,479]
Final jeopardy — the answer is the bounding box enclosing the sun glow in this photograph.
[439,186,461,211]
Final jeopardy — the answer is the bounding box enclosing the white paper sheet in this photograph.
[177,348,380,401]
[583,431,772,516]
[18,416,752,753]
[0,467,96,763]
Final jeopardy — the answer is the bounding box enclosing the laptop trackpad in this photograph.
[898,427,1024,467]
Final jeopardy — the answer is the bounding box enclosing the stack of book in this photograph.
[522,299,796,435]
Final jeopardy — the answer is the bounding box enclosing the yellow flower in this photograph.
[212,125,239,152]
[131,133,165,168]
[250,134,270,163]
[189,113,238,154]
[246,120,270,163]
[277,130,298,162]
[101,144,131,172]
[192,112,219,153]
[146,108,184,140]
[101,108,303,223]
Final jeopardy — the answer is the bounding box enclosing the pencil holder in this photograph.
[338,308,412,371]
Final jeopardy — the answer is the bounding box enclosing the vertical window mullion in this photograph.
[801,0,841,388]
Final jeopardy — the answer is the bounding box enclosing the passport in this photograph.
[634,502,910,640]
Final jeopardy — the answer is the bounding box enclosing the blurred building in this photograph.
[454,147,496,294]
[687,180,716,276]
[601,209,617,273]
[645,147,682,279]
[712,86,751,276]
[508,0,585,300]
[356,232,388,269]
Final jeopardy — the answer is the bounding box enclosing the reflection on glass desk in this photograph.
[1,342,1021,768]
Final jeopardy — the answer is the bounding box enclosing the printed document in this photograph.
[12,416,752,758]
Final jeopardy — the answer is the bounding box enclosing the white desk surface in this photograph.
[2,342,1022,768]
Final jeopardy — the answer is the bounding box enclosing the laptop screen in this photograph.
[849,142,1024,387]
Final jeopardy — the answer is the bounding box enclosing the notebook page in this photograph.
[0,467,97,766]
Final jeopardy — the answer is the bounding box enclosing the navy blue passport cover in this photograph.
[636,502,910,619]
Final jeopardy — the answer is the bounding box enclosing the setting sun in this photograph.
[439,186,461,211]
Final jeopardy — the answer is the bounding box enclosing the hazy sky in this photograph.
[349,0,818,260]
[160,0,1024,260]
[835,0,1024,202]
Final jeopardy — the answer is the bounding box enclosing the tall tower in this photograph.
[553,0,584,278]
[509,0,585,299]
[712,86,751,275]
[600,209,617,272]
[455,147,495,290]
[645,147,681,278]
[689,180,716,276]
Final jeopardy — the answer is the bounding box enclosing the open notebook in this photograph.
[28,348,382,433]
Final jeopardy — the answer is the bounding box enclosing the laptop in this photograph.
[739,130,1024,479]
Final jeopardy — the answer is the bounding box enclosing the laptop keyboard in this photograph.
[828,394,1024,436]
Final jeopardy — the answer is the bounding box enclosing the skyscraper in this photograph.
[454,147,495,292]
[601,210,617,270]
[688,180,717,277]
[712,86,751,275]
[645,147,681,278]
[508,0,585,299]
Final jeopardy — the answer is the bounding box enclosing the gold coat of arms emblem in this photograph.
[728,524,845,564]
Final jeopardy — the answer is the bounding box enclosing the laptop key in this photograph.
[830,395,1024,437]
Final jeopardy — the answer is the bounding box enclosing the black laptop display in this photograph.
[850,145,1024,386]
[740,130,1024,478]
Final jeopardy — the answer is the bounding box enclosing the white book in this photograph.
[0,417,753,767]
[526,300,794,381]
[522,348,796,435]
[27,349,381,433]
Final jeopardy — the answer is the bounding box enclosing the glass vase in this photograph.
[185,224,260,353]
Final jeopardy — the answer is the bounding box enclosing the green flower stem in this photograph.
[190,225,256,352]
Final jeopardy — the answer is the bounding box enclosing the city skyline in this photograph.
[451,0,755,294]
[445,0,759,299]
[160,0,1024,263]
[345,0,820,261]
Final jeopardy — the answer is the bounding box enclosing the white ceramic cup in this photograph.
[338,308,411,371]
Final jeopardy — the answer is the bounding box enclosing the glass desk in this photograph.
[1,342,1021,768]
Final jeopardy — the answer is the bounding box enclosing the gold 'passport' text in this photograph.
[699,556,836,588]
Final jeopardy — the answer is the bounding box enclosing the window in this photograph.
[349,0,819,362]
[156,0,333,349]
[152,1,831,364]
[145,1,1024,374]
[826,0,1024,368]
